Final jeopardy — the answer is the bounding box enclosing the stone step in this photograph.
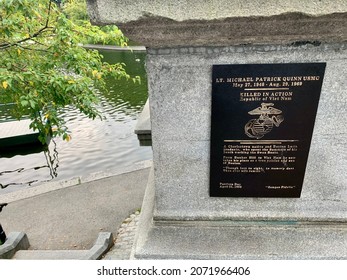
[13,232,113,260]
[0,232,30,259]
[13,250,90,260]
[135,221,347,259]
[1,232,113,260]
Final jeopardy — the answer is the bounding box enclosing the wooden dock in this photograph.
[0,119,42,150]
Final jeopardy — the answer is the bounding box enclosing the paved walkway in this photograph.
[0,161,151,252]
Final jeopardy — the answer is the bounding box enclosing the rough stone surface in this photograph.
[134,173,347,259]
[87,0,347,23]
[147,43,347,222]
[87,1,347,47]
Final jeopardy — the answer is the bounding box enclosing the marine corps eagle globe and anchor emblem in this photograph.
[244,103,284,139]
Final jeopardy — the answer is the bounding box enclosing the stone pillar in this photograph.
[87,1,347,259]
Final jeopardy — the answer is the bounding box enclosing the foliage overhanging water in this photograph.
[0,49,152,193]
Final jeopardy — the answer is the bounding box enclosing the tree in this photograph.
[0,0,137,143]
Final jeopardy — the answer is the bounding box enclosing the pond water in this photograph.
[0,49,152,193]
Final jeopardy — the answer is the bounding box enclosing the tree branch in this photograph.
[0,1,54,50]
[0,26,53,49]
[45,0,53,28]
[20,45,54,55]
[31,38,49,48]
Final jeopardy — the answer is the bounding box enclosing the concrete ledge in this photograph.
[116,13,347,48]
[135,222,347,259]
[87,0,347,47]
[13,232,113,260]
[134,99,151,135]
[0,120,42,150]
[87,0,347,24]
[0,232,30,259]
[0,159,152,203]
[135,99,152,146]
[86,232,114,260]
[13,250,90,260]
[83,44,146,52]
[131,167,155,259]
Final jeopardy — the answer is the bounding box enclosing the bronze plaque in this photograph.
[210,63,326,197]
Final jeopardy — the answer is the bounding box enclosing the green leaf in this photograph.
[20,100,29,107]
[29,100,36,109]
[0,0,131,142]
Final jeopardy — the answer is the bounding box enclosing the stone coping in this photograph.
[88,0,347,23]
[87,1,347,47]
[0,160,152,203]
[134,99,151,135]
[118,13,347,48]
[83,44,146,52]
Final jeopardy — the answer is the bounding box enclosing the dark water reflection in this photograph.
[0,49,152,193]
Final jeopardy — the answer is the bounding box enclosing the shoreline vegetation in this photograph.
[0,0,137,143]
